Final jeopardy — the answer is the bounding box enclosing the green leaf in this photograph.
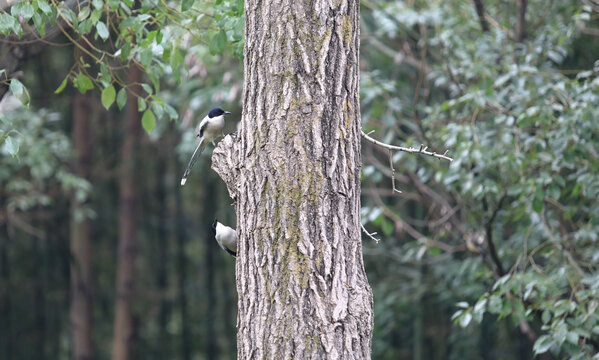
[0,14,17,36]
[164,104,178,120]
[140,49,153,67]
[151,101,164,119]
[541,310,551,324]
[75,73,94,94]
[101,85,116,110]
[141,83,153,95]
[170,47,183,69]
[32,12,45,37]
[78,6,91,21]
[455,301,469,309]
[150,95,164,105]
[99,63,111,82]
[78,18,94,35]
[3,135,19,156]
[209,30,227,55]
[10,79,30,107]
[532,186,545,213]
[141,110,156,134]
[137,97,147,112]
[458,312,472,328]
[117,88,127,109]
[55,77,68,94]
[181,0,194,11]
[533,335,554,354]
[96,21,109,40]
[0,114,12,126]
[38,0,52,15]
[20,3,35,20]
[120,42,131,62]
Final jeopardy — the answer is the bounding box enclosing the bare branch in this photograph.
[388,150,402,194]
[361,223,380,244]
[484,194,507,276]
[361,130,454,162]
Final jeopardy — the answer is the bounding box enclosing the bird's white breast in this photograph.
[199,115,225,141]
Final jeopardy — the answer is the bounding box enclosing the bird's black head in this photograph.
[211,219,218,235]
[208,107,231,118]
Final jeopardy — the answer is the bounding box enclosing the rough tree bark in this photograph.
[212,0,373,358]
[111,66,142,360]
[70,89,94,360]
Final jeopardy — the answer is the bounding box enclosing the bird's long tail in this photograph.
[180,138,204,186]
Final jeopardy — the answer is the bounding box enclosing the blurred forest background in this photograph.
[1,0,599,359]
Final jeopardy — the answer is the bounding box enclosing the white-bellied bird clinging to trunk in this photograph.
[212,220,237,257]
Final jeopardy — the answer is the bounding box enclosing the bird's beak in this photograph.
[224,111,231,115]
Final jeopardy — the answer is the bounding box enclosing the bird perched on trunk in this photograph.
[180,107,231,186]
[212,220,237,257]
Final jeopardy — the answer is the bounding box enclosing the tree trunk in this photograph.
[203,178,218,360]
[515,0,527,42]
[0,202,13,360]
[111,66,142,360]
[212,0,373,358]
[70,90,94,360]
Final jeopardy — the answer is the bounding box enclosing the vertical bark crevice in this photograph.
[213,0,373,358]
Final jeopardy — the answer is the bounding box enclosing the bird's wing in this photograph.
[220,242,237,257]
[196,115,210,138]
[215,234,237,257]
[180,137,204,186]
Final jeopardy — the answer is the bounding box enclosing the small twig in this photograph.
[484,193,507,276]
[388,150,402,194]
[361,223,380,244]
[361,130,454,162]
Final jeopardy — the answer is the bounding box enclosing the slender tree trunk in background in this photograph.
[155,145,169,359]
[0,206,13,359]
[203,178,218,360]
[169,126,191,360]
[515,0,527,42]
[112,66,142,360]
[472,0,489,32]
[34,217,47,360]
[70,90,94,360]
[212,0,373,357]
[174,186,191,360]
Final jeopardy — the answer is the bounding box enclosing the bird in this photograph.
[212,220,237,257]
[180,107,231,186]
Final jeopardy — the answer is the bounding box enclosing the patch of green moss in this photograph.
[341,15,353,44]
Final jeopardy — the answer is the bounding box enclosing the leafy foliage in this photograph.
[1,0,244,136]
[0,95,90,213]
[361,0,599,358]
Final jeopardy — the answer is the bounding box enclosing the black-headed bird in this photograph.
[180,107,230,186]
